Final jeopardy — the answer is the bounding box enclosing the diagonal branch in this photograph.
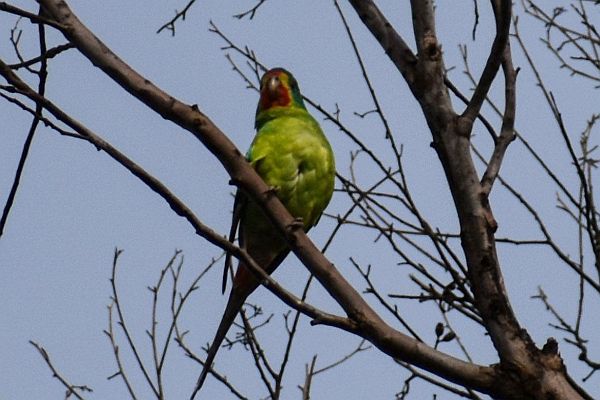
[30,341,93,399]
[346,0,417,84]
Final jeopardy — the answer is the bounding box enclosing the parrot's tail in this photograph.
[190,289,246,399]
[190,250,288,399]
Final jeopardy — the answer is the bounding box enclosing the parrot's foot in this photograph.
[265,185,280,197]
[289,217,305,230]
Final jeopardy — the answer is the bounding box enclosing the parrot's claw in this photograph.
[290,217,305,230]
[265,186,280,197]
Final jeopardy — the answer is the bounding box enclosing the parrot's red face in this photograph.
[258,69,292,111]
[257,68,304,114]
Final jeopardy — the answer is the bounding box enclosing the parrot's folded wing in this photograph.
[222,190,246,294]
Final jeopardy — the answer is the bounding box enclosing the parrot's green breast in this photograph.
[248,107,334,230]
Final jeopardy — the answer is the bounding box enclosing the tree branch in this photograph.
[1,6,49,237]
[30,341,93,399]
[461,0,512,124]
[346,0,417,84]
[480,24,518,196]
[0,2,64,30]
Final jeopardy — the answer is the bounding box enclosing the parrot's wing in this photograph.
[222,190,246,294]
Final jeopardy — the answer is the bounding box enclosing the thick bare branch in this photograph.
[409,0,437,55]
[346,0,417,84]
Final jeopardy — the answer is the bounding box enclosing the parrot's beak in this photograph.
[266,75,280,96]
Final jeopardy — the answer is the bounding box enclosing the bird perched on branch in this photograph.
[191,68,335,397]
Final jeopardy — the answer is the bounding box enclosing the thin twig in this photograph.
[30,341,93,400]
[156,0,197,35]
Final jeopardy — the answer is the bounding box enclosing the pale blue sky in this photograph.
[1,1,599,399]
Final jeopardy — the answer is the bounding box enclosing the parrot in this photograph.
[191,68,335,397]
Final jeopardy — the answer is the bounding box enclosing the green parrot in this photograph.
[191,68,335,397]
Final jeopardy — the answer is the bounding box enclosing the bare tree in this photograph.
[1,1,598,399]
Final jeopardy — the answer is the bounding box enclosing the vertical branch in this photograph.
[461,0,512,124]
[0,7,48,237]
[110,249,160,398]
[148,253,182,399]
[480,25,518,195]
[410,0,437,55]
[238,310,276,397]
[106,300,139,399]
